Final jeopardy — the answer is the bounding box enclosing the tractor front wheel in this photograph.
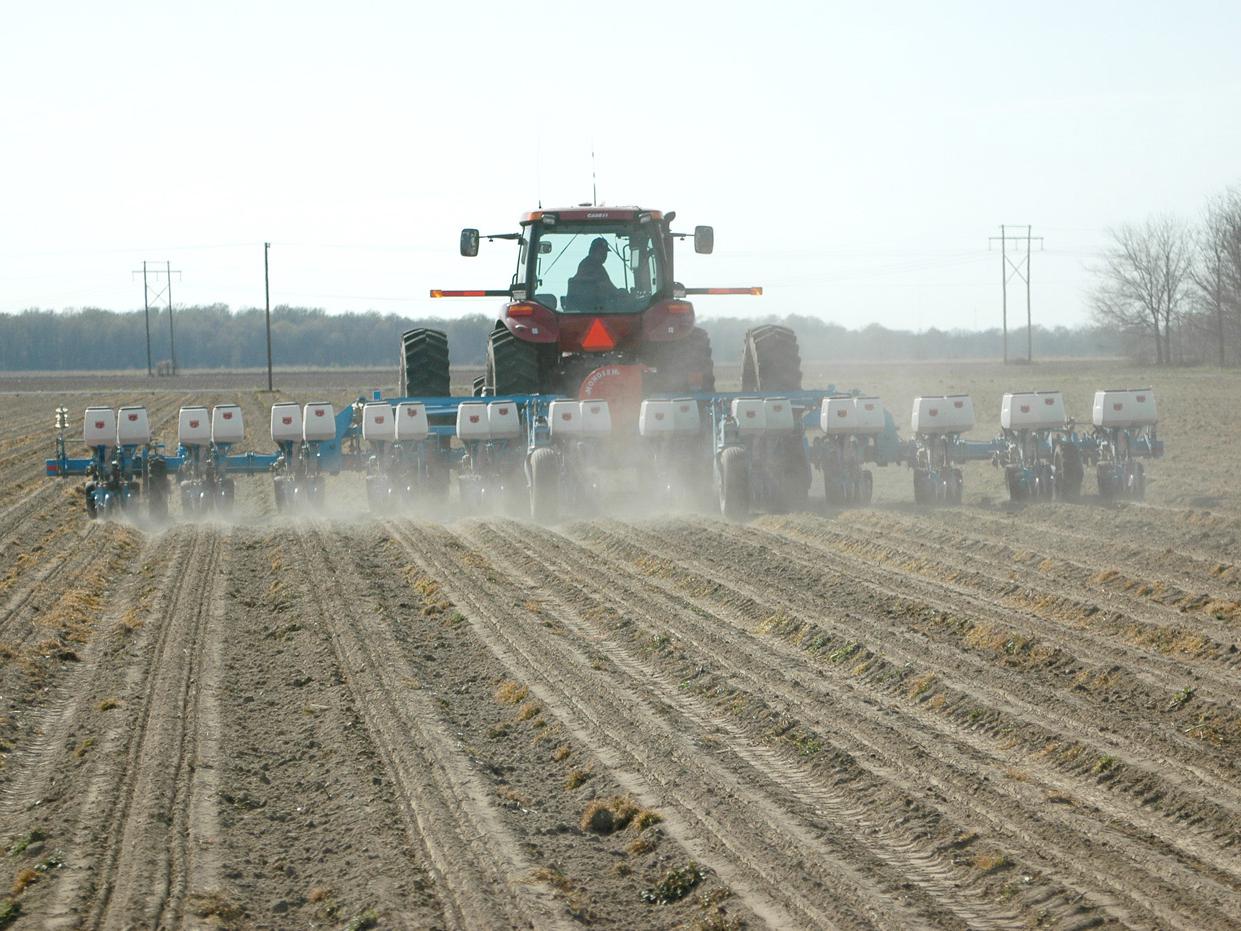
[400,328,451,397]
[487,324,542,396]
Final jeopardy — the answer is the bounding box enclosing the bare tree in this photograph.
[1091,216,1194,365]
[1192,188,1241,365]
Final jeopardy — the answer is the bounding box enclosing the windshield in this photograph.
[527,222,665,314]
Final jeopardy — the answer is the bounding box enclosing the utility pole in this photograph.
[132,261,180,375]
[166,260,177,375]
[142,262,152,375]
[988,226,1043,363]
[1000,226,1007,363]
[1026,225,1033,363]
[264,242,273,391]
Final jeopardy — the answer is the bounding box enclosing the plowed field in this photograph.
[0,361,1238,930]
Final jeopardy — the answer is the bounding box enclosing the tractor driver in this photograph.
[565,237,619,311]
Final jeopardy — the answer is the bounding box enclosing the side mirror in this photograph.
[694,225,714,254]
[460,228,480,257]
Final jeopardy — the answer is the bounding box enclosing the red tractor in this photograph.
[400,206,804,414]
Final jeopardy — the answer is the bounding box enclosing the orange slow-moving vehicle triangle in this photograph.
[581,318,615,351]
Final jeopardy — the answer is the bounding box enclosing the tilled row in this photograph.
[213,529,448,929]
[759,514,1241,699]
[867,505,1241,594]
[629,519,1241,837]
[287,524,567,930]
[471,519,1050,929]
[385,518,1116,930]
[0,526,227,928]
[993,500,1241,564]
[269,522,749,930]
[829,508,1241,638]
[385,521,861,929]
[558,517,1241,929]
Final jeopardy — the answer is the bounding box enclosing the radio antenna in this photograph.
[591,146,597,206]
[536,133,543,210]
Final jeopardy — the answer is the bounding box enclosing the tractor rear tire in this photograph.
[641,327,715,393]
[740,324,802,392]
[529,447,560,524]
[487,323,542,396]
[718,446,750,520]
[400,328,451,397]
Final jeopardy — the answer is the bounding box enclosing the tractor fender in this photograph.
[501,301,559,344]
[641,299,696,342]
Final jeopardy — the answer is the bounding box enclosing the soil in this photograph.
[0,360,1238,929]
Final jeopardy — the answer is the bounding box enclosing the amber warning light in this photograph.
[430,289,512,298]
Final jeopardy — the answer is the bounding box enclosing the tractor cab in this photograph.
[517,208,674,315]
[424,205,758,405]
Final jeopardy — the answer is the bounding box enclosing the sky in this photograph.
[1,0,1238,332]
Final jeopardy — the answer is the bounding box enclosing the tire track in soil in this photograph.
[0,480,61,546]
[641,518,1241,867]
[288,522,570,931]
[647,518,1241,827]
[0,520,103,645]
[759,515,1241,698]
[534,519,1241,928]
[822,509,1241,651]
[706,518,1241,799]
[1011,502,1241,564]
[472,520,1038,931]
[214,529,446,929]
[330,524,752,930]
[42,525,229,929]
[561,520,1241,930]
[875,506,1241,597]
[388,519,954,931]
[0,523,140,819]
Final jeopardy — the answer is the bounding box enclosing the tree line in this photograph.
[1091,183,1241,365]
[0,305,1125,372]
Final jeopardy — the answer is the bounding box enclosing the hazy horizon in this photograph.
[3,1,1238,331]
